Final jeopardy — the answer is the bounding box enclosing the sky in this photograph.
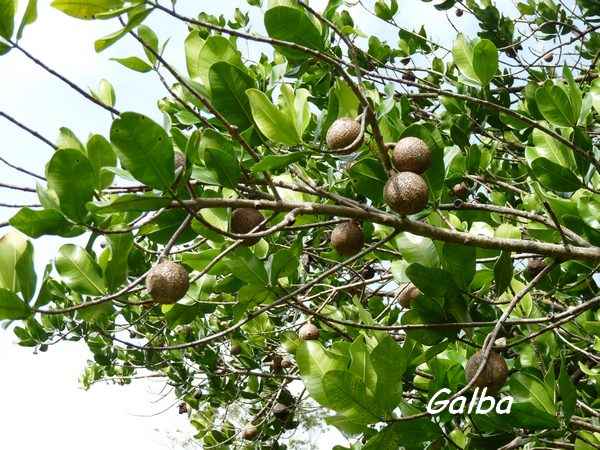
[0,1,470,449]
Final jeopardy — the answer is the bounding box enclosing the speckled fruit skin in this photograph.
[399,284,421,308]
[230,208,264,246]
[331,221,364,256]
[174,151,186,171]
[299,323,320,340]
[383,172,429,215]
[465,350,508,393]
[145,261,189,304]
[392,137,432,174]
[325,117,362,153]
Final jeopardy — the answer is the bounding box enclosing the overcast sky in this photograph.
[0,1,471,448]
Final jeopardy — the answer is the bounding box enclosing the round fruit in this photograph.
[403,70,416,82]
[145,261,189,304]
[456,8,463,16]
[331,220,365,256]
[362,265,375,279]
[281,358,294,369]
[392,137,432,174]
[272,402,289,420]
[325,117,363,153]
[230,208,264,246]
[299,322,320,341]
[241,425,258,441]
[544,52,554,63]
[465,350,508,393]
[527,257,547,277]
[452,182,469,199]
[230,342,241,356]
[399,283,421,308]
[383,172,429,215]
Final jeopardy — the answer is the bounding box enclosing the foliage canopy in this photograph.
[1,0,600,448]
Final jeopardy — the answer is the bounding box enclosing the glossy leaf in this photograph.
[55,244,106,295]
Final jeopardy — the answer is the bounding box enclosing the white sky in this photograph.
[0,1,467,448]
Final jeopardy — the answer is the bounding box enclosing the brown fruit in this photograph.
[392,137,432,174]
[145,261,189,304]
[465,350,508,393]
[178,402,188,414]
[230,342,241,356]
[331,220,365,256]
[544,52,554,63]
[398,284,421,308]
[281,358,294,369]
[241,425,258,441]
[325,117,363,153]
[455,8,463,16]
[174,151,186,171]
[272,403,289,420]
[403,70,416,82]
[299,322,320,341]
[230,208,264,246]
[452,182,469,200]
[383,172,429,215]
[362,265,375,279]
[527,257,547,277]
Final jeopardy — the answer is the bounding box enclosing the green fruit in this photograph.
[465,350,508,393]
[230,208,264,246]
[383,172,429,215]
[330,220,364,256]
[145,260,189,304]
[392,137,432,174]
[325,117,362,153]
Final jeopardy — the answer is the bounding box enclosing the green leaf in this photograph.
[452,33,478,83]
[348,157,387,204]
[494,251,513,296]
[0,288,32,320]
[322,370,383,424]
[591,78,600,115]
[209,61,255,129]
[530,157,582,192]
[472,39,498,85]
[246,88,301,145]
[0,230,27,293]
[394,232,439,268]
[9,208,84,238]
[0,0,17,39]
[185,33,243,85]
[17,0,37,39]
[104,233,133,290]
[348,335,378,396]
[15,241,36,302]
[94,8,150,52]
[51,0,124,20]
[296,340,348,407]
[406,263,455,298]
[56,127,85,152]
[442,243,475,288]
[526,128,576,170]
[225,248,268,286]
[251,152,308,173]
[371,335,406,412]
[264,2,323,60]
[535,81,578,127]
[559,359,576,421]
[137,25,158,64]
[110,112,175,190]
[204,146,241,188]
[577,194,600,230]
[86,134,116,189]
[55,244,106,295]
[87,194,170,214]
[110,56,152,72]
[46,148,96,222]
[92,78,116,107]
[509,372,555,415]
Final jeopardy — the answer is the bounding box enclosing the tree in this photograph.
[1,0,600,448]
